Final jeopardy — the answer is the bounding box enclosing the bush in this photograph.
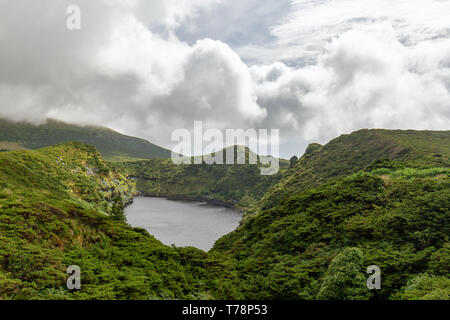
[393,274,450,300]
[110,196,126,223]
[317,248,370,300]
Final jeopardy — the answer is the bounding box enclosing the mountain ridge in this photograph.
[260,128,450,209]
[0,118,172,161]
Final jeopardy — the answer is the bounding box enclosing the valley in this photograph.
[0,121,448,300]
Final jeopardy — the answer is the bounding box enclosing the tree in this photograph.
[111,196,126,223]
[317,247,370,300]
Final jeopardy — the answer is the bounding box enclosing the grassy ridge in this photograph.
[0,142,136,212]
[0,141,28,152]
[0,119,171,161]
[261,129,450,209]
[0,143,229,299]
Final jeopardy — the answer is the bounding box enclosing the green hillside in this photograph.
[261,129,450,209]
[116,146,289,210]
[0,143,228,299]
[0,119,171,161]
[211,171,450,299]
[209,129,450,300]
[0,129,448,300]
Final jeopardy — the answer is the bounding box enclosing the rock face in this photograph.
[289,156,299,168]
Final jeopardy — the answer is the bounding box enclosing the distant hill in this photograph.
[0,118,171,160]
[118,129,449,211]
[117,145,290,210]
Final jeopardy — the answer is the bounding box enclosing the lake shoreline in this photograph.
[125,197,243,251]
[133,192,244,213]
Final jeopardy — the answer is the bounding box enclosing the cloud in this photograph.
[267,0,450,65]
[0,0,449,158]
[175,0,291,48]
[0,0,267,148]
[252,24,450,152]
[131,0,224,30]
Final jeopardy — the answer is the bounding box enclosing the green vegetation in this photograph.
[260,129,450,209]
[116,146,289,210]
[0,128,448,300]
[0,119,171,161]
[316,248,369,300]
[370,167,450,178]
[211,172,449,299]
[392,274,450,300]
[110,196,126,223]
[0,141,28,152]
[208,129,449,300]
[0,142,230,299]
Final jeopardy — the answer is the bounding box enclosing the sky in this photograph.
[0,0,449,158]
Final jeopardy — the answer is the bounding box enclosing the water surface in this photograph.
[125,197,242,251]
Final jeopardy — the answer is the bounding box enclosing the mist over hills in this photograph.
[0,119,171,161]
[0,0,449,303]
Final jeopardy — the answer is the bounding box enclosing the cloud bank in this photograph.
[0,0,449,157]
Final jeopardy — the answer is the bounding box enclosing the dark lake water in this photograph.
[125,197,242,251]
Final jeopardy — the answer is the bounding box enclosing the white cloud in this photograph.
[0,0,449,158]
[252,24,450,150]
[268,0,450,64]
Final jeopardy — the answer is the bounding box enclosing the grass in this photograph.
[371,167,450,178]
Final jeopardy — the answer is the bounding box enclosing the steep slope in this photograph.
[0,142,137,212]
[210,130,450,300]
[212,169,450,300]
[261,129,450,209]
[0,119,171,161]
[117,146,289,210]
[0,143,228,299]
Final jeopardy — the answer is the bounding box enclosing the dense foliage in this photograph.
[116,147,289,211]
[260,129,450,209]
[316,248,369,300]
[0,143,230,299]
[211,170,449,299]
[0,128,448,300]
